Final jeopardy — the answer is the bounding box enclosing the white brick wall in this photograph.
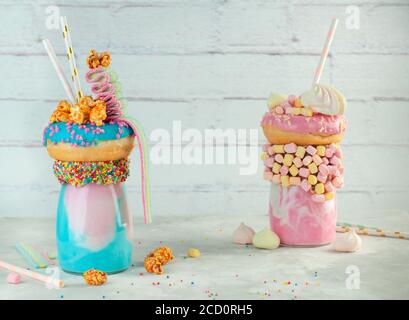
[0,0,408,221]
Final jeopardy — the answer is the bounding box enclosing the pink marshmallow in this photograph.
[312,154,323,165]
[264,157,274,168]
[318,164,329,175]
[317,172,327,183]
[292,157,303,168]
[299,167,310,178]
[267,146,274,155]
[334,148,343,158]
[274,154,284,163]
[284,143,297,153]
[322,157,330,165]
[302,155,313,166]
[280,166,289,175]
[328,165,338,175]
[332,176,344,188]
[300,179,311,192]
[324,181,334,192]
[306,146,317,156]
[325,148,334,158]
[330,156,340,166]
[7,273,21,285]
[289,177,301,186]
[312,194,325,203]
[328,143,337,151]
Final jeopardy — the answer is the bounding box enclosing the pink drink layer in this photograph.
[269,184,336,246]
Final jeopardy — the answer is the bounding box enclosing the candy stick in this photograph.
[312,18,339,86]
[42,39,76,103]
[336,225,408,240]
[0,260,64,288]
[15,243,48,269]
[60,16,83,101]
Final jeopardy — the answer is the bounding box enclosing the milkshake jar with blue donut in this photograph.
[42,49,151,273]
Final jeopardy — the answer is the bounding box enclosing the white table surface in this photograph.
[1,214,409,300]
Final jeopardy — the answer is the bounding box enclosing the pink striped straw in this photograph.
[312,18,339,86]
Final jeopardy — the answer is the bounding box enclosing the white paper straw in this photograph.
[42,39,76,103]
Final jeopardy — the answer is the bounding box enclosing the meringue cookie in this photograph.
[253,228,280,250]
[333,229,362,252]
[267,93,288,111]
[233,223,255,245]
[300,84,346,115]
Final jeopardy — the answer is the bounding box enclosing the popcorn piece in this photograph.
[272,163,281,174]
[315,183,325,194]
[281,175,290,187]
[283,154,294,167]
[316,145,326,157]
[150,246,174,265]
[306,146,317,156]
[83,269,107,286]
[308,175,318,185]
[274,154,284,163]
[295,146,306,158]
[299,167,310,178]
[308,163,318,174]
[144,256,163,275]
[292,157,303,168]
[289,165,299,177]
[100,51,111,68]
[70,104,90,125]
[284,143,297,154]
[300,179,311,192]
[302,155,313,166]
[56,100,72,113]
[87,49,101,69]
[289,177,301,186]
[312,154,323,166]
[325,192,335,201]
[90,99,107,126]
[272,145,285,153]
[280,165,289,176]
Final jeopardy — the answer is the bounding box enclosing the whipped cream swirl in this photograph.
[300,84,346,115]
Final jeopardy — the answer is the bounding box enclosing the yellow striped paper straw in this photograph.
[0,260,64,288]
[312,18,339,86]
[60,16,83,101]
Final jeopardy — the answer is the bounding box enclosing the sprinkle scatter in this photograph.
[53,158,129,186]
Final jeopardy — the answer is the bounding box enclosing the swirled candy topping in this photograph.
[300,84,346,116]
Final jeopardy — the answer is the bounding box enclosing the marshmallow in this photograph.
[300,179,311,191]
[281,175,290,187]
[267,146,274,155]
[330,156,340,166]
[316,145,326,157]
[280,165,289,175]
[274,154,284,163]
[332,176,344,188]
[302,155,313,166]
[306,146,317,156]
[325,148,334,158]
[284,143,297,154]
[289,165,299,177]
[283,154,294,167]
[289,177,301,186]
[325,192,335,201]
[328,165,338,175]
[308,175,318,185]
[322,157,330,165]
[292,157,303,168]
[308,163,318,174]
[325,181,334,192]
[312,154,323,166]
[295,146,306,158]
[272,163,281,174]
[299,167,310,178]
[263,172,273,180]
[272,174,281,184]
[272,145,285,153]
[317,172,327,183]
[319,164,329,175]
[260,152,268,160]
[312,194,325,203]
[335,148,343,158]
[315,183,325,194]
[264,157,274,168]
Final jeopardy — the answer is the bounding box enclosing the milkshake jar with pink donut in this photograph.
[261,85,346,246]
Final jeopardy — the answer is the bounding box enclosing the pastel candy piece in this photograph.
[287,95,296,104]
[338,167,344,175]
[316,145,326,157]
[319,164,329,175]
[289,177,301,186]
[332,176,344,188]
[295,146,306,158]
[267,147,274,155]
[275,106,285,115]
[283,154,294,167]
[315,183,325,194]
[281,175,290,187]
[325,148,335,158]
[263,172,273,180]
[308,163,318,174]
[325,181,335,192]
[264,157,274,167]
[274,154,284,163]
[322,157,330,165]
[293,157,303,168]
[300,179,311,191]
[272,145,285,153]
[289,165,299,177]
[312,194,325,203]
[330,156,340,166]
[317,172,327,183]
[7,273,21,284]
[308,175,318,185]
[272,163,281,174]
[260,152,268,160]
[284,143,297,153]
[252,228,280,250]
[335,148,343,158]
[306,146,317,156]
[328,143,337,151]
[325,192,335,201]
[328,165,338,175]
[302,155,313,166]
[280,165,289,176]
[299,167,310,178]
[268,93,288,110]
[272,174,281,184]
[312,154,323,165]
